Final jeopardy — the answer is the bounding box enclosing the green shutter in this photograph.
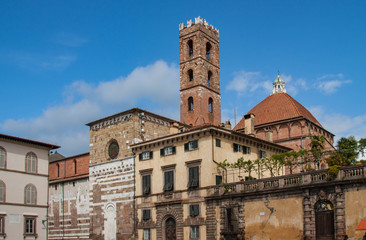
[184,143,189,151]
[139,153,142,161]
[160,148,165,156]
[172,146,176,154]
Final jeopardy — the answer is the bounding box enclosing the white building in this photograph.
[0,134,58,240]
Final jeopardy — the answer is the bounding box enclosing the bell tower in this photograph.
[179,17,221,126]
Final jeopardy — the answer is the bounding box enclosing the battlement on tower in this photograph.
[179,16,219,37]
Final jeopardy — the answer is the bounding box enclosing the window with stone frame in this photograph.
[233,143,242,152]
[26,152,37,173]
[143,228,151,240]
[163,170,174,192]
[0,180,5,203]
[142,209,151,221]
[259,150,266,158]
[0,215,4,236]
[139,151,153,161]
[189,204,200,217]
[184,140,198,151]
[0,147,6,169]
[188,166,199,189]
[216,139,221,147]
[160,146,176,156]
[142,175,151,195]
[25,184,36,205]
[24,216,36,236]
[216,175,223,185]
[190,225,200,239]
[243,146,251,154]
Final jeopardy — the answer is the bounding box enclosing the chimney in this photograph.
[265,129,273,142]
[170,122,180,134]
[244,113,255,136]
[224,120,231,130]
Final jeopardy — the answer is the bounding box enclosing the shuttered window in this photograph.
[188,166,199,189]
[160,146,176,156]
[142,209,151,221]
[243,146,251,154]
[189,204,200,217]
[142,175,151,195]
[163,171,174,192]
[216,175,223,185]
[184,140,198,151]
[139,151,153,161]
[233,143,241,152]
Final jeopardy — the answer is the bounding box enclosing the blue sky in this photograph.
[1,1,365,156]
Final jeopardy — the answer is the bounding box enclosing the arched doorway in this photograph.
[165,217,176,240]
[315,200,334,240]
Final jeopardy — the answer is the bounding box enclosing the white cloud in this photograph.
[315,74,352,94]
[226,71,272,95]
[308,106,366,144]
[1,60,179,156]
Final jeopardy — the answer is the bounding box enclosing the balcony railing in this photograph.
[208,165,366,196]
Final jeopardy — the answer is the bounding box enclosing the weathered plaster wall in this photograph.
[345,188,366,239]
[244,197,303,240]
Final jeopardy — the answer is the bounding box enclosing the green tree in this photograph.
[309,135,325,169]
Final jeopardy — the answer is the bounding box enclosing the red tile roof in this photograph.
[233,93,321,130]
[356,219,366,230]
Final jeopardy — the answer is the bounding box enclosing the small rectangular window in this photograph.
[139,151,153,161]
[188,166,199,189]
[184,140,198,151]
[0,215,4,235]
[243,146,251,154]
[160,146,176,156]
[260,150,266,158]
[142,175,151,195]
[189,204,200,217]
[190,226,200,239]
[233,143,241,152]
[142,209,151,221]
[163,171,174,192]
[143,228,151,240]
[216,139,221,147]
[24,217,36,235]
[216,175,223,185]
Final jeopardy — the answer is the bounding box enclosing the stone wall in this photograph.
[48,178,90,239]
[89,157,135,240]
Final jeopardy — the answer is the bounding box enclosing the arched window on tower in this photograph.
[206,42,212,59]
[188,40,193,56]
[208,71,212,87]
[188,69,193,82]
[188,97,194,111]
[208,98,213,113]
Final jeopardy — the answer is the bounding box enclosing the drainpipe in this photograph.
[132,111,136,238]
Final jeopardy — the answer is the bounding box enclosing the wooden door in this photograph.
[316,210,334,240]
[165,218,176,240]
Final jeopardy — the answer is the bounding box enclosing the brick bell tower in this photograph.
[179,17,221,126]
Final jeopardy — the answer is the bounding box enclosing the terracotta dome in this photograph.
[233,92,321,131]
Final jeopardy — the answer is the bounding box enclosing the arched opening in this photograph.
[25,184,37,204]
[208,98,213,113]
[208,71,212,87]
[315,200,334,240]
[165,217,176,240]
[188,69,193,82]
[188,40,193,56]
[0,180,5,202]
[0,147,6,169]
[188,97,194,111]
[206,42,212,59]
